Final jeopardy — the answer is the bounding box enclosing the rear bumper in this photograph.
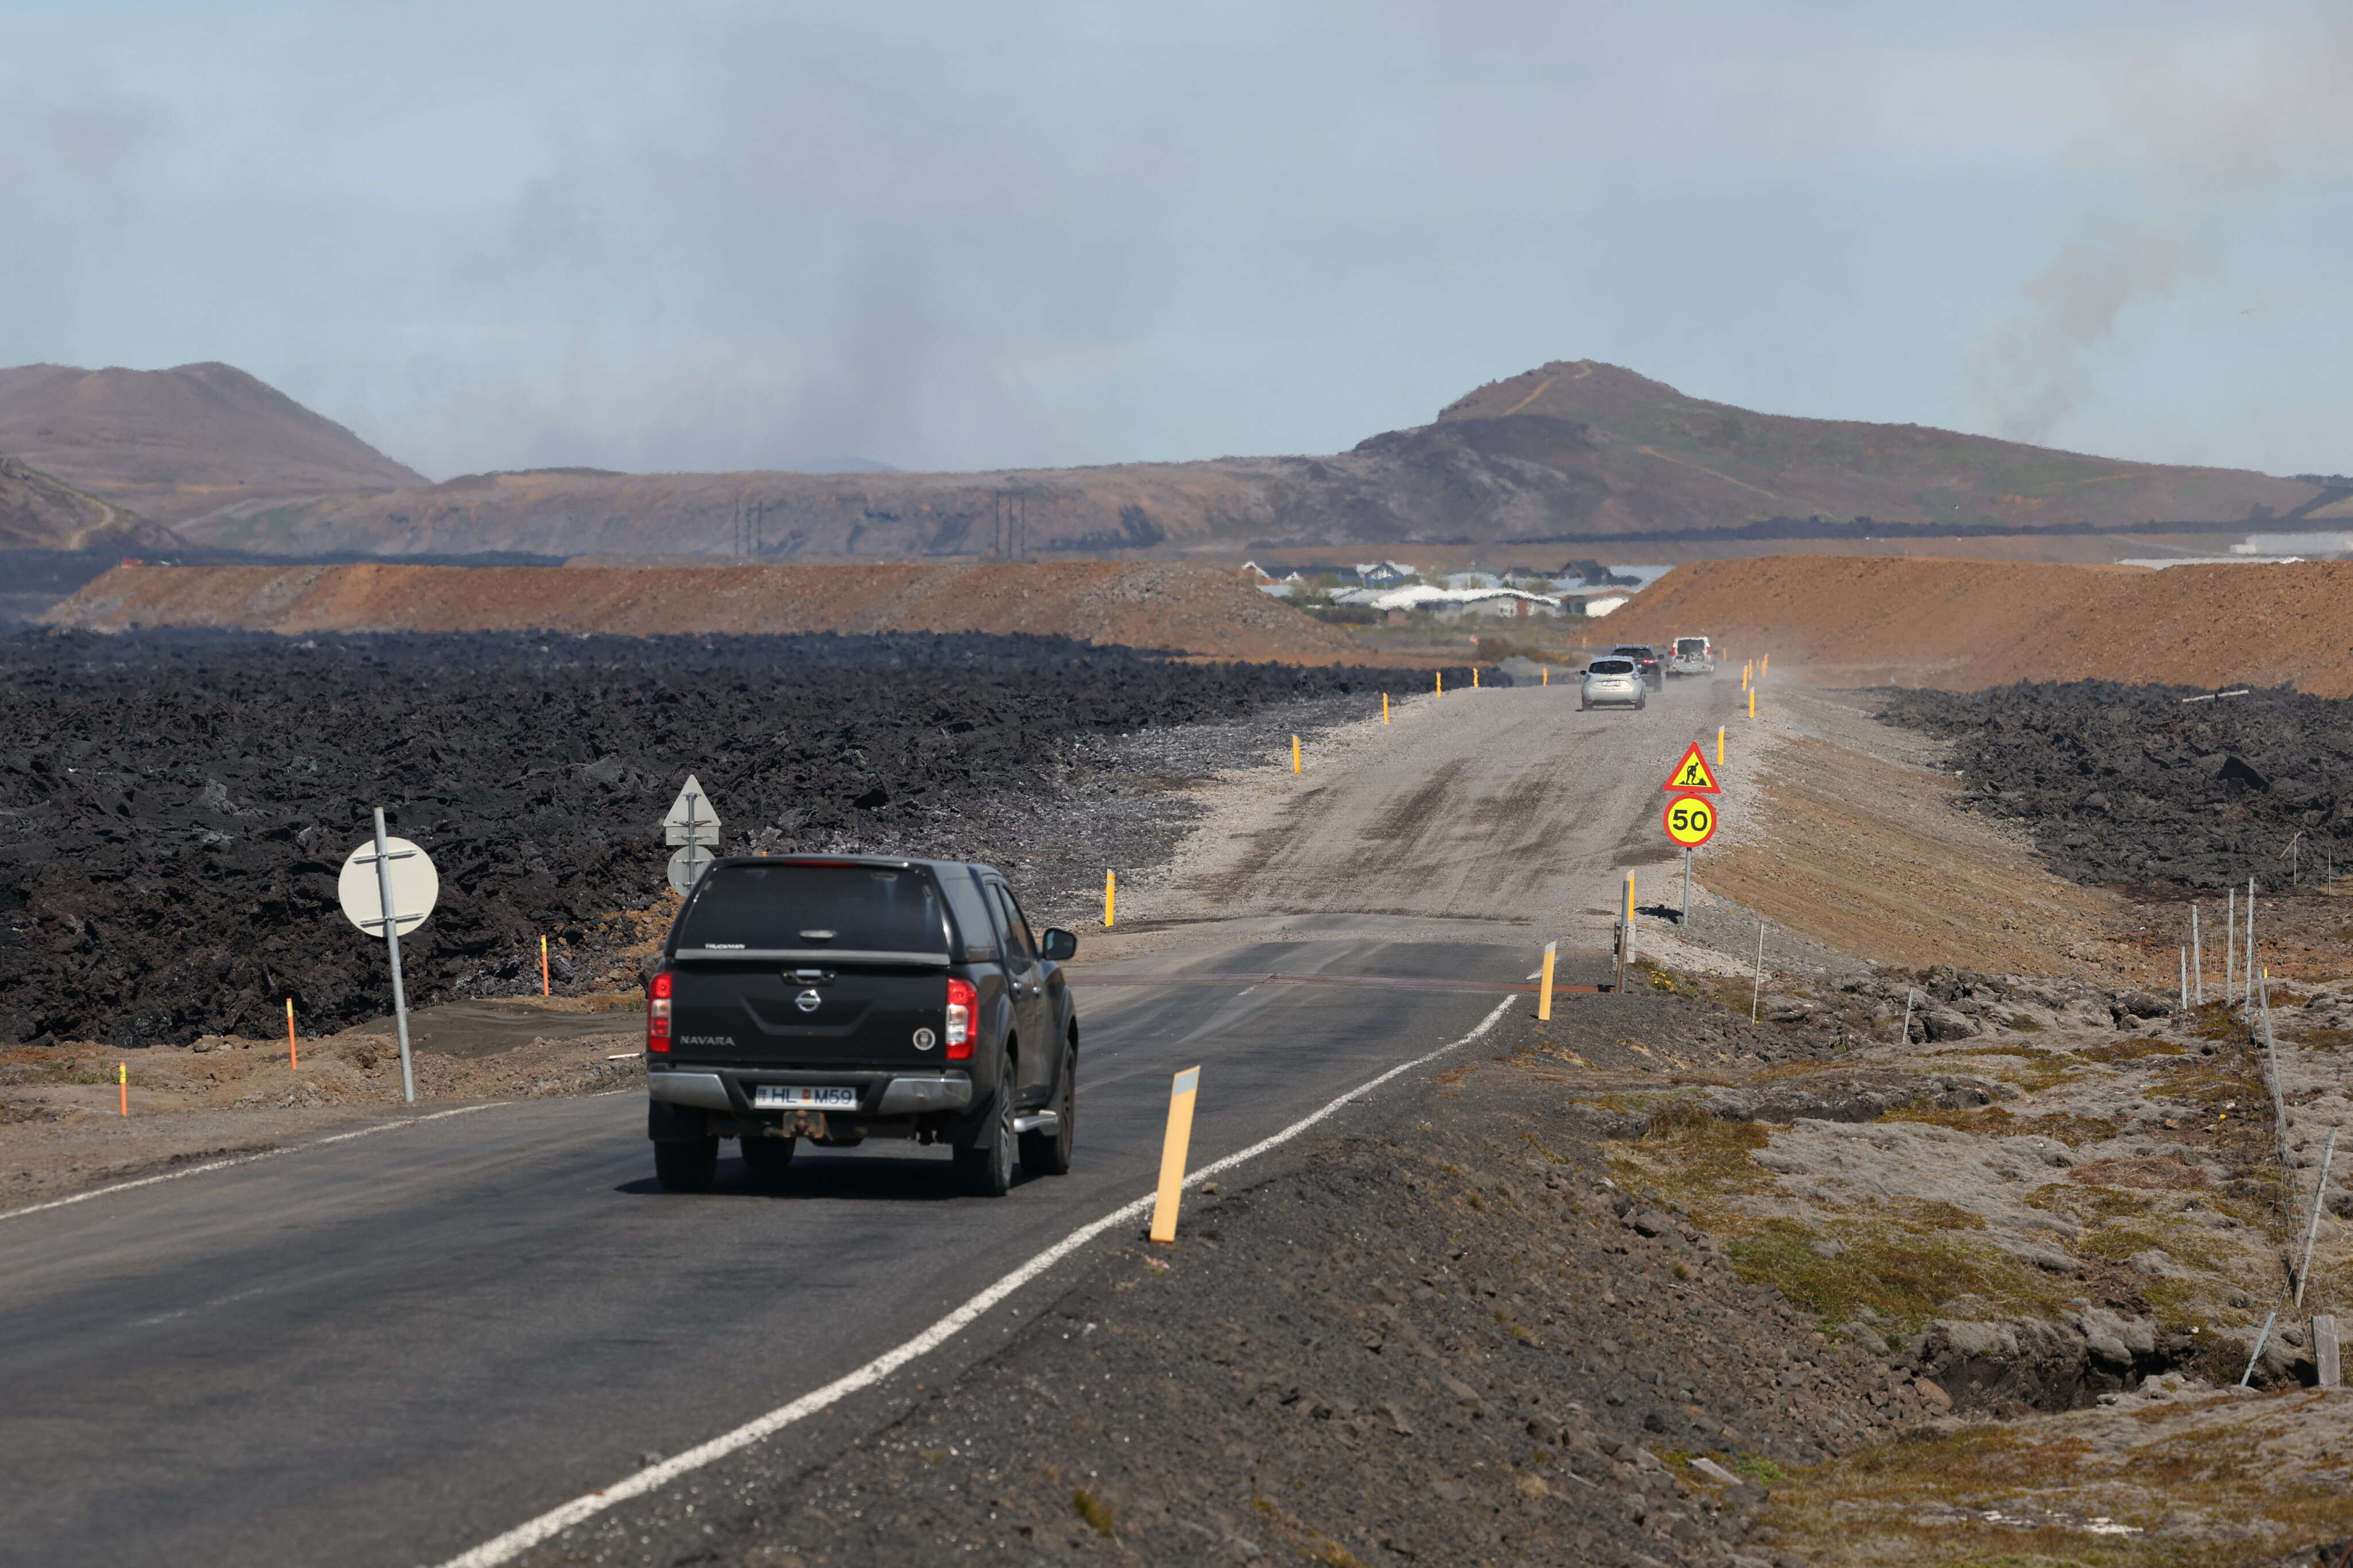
[647,1067,974,1118]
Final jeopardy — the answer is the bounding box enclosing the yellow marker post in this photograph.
[1538,940,1557,1021]
[541,934,550,997]
[286,998,298,1071]
[1149,1066,1202,1243]
[1542,667,1549,686]
[1436,670,1443,697]
[118,1062,128,1117]
[1291,735,1302,773]
[1473,666,1480,689]
[1382,692,1390,724]
[1104,870,1116,927]
[1716,725,1725,765]
[1748,688,1756,720]
[1761,654,1768,679]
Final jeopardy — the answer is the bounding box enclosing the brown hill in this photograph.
[1603,555,2353,696]
[0,457,180,551]
[169,359,2319,560]
[0,361,426,527]
[40,560,1361,662]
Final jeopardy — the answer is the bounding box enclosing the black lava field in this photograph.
[1878,680,2353,893]
[0,631,1411,1048]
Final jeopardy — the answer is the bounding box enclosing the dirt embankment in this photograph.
[43,559,1360,662]
[1607,555,2353,697]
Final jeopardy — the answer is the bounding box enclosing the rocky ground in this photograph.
[1877,679,2353,894]
[0,629,1413,1048]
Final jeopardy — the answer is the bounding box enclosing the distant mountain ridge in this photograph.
[1,358,2323,557]
[0,361,426,528]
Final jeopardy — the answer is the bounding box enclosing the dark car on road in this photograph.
[1611,644,1666,689]
[644,856,1079,1195]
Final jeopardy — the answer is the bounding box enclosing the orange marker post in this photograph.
[118,1062,128,1117]
[1382,692,1390,724]
[1473,666,1480,689]
[1749,688,1757,720]
[1149,1067,1202,1243]
[1291,735,1302,774]
[1542,666,1549,687]
[541,934,551,997]
[286,997,298,1071]
[1717,725,1725,766]
[1436,670,1443,697]
[1104,870,1116,928]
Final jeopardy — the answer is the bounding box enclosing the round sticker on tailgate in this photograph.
[912,1028,937,1050]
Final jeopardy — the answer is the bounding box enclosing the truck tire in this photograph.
[1020,1039,1077,1177]
[954,1085,1016,1196]
[654,1136,719,1193]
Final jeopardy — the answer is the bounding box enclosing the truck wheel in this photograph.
[742,1136,796,1175]
[954,1088,1016,1196]
[1020,1040,1077,1177]
[654,1137,718,1193]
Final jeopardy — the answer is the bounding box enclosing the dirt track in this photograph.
[1606,555,2353,696]
[43,560,1359,663]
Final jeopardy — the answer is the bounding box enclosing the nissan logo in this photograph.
[794,988,823,1014]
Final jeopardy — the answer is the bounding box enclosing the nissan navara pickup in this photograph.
[644,856,1079,1195]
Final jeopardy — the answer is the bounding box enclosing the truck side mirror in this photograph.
[1040,928,1078,961]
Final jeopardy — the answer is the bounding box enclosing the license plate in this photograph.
[754,1085,858,1110]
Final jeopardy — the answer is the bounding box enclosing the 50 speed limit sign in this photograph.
[1663,793,1717,848]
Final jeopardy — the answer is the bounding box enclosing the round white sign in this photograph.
[338,836,441,939]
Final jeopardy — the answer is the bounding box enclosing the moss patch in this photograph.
[1724,1217,2057,1329]
[2074,1038,2186,1064]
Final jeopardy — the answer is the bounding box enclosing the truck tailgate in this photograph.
[671,952,950,1069]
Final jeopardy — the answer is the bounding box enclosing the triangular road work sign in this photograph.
[664,774,723,845]
[1660,743,1721,794]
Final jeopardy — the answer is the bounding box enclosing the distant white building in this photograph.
[1331,584,1564,621]
[1576,593,1634,618]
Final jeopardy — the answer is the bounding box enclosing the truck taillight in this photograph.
[944,977,976,1060]
[647,970,672,1053]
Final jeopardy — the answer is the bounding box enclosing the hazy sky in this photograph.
[5,1,2348,480]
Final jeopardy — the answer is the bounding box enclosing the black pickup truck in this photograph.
[644,855,1079,1195]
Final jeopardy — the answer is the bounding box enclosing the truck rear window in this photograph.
[678,864,948,953]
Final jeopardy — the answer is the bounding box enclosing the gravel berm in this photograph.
[0,630,1428,1048]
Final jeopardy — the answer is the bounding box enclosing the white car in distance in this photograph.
[1666,636,1716,677]
[1580,656,1647,711]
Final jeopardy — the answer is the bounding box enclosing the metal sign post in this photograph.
[338,808,439,1104]
[664,775,723,895]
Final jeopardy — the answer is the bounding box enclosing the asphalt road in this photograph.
[0,673,1747,1568]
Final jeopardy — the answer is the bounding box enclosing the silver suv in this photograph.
[1580,656,1646,711]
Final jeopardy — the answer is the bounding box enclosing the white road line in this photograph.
[435,995,1515,1568]
[0,1148,295,1221]
[311,1103,509,1145]
[0,1102,512,1223]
